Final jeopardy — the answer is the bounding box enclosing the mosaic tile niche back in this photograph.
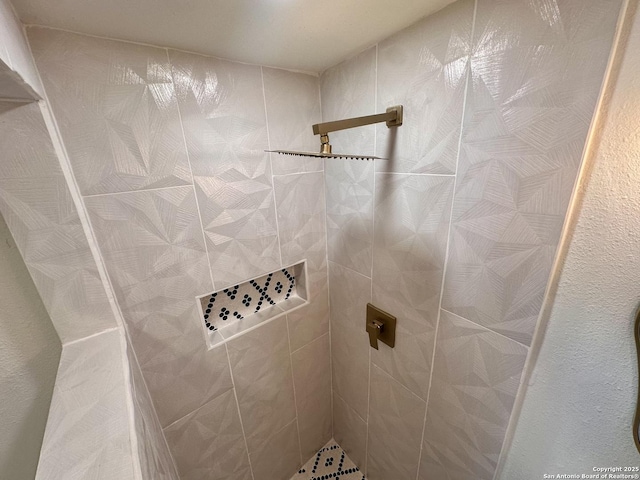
[291,440,365,480]
[199,261,306,336]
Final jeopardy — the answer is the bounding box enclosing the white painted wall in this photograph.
[0,213,60,479]
[498,1,640,476]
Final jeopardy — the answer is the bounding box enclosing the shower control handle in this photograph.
[366,319,384,350]
[365,303,396,350]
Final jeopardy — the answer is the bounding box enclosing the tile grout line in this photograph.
[375,172,455,177]
[440,308,531,349]
[329,259,372,282]
[285,315,305,467]
[261,66,285,269]
[318,76,335,442]
[61,326,119,347]
[82,183,193,198]
[414,2,478,477]
[334,389,369,428]
[223,342,256,480]
[364,42,380,478]
[273,169,325,178]
[371,361,426,403]
[289,330,330,356]
[165,48,217,295]
[263,65,303,467]
[160,386,229,431]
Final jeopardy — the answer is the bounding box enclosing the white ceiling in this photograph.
[11,0,455,74]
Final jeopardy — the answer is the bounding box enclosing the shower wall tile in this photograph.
[274,171,329,350]
[249,419,302,480]
[322,48,376,276]
[274,171,327,270]
[321,0,622,479]
[0,0,43,97]
[36,330,135,480]
[371,173,454,399]
[28,28,192,196]
[169,50,280,288]
[367,365,426,480]
[333,392,368,470]
[441,0,623,345]
[85,187,234,426]
[226,316,297,454]
[325,159,374,276]
[287,283,329,352]
[328,261,371,420]
[0,101,116,344]
[375,0,474,174]
[0,61,39,101]
[321,47,376,157]
[291,333,332,460]
[125,338,179,480]
[163,389,252,480]
[262,67,322,175]
[419,310,527,480]
[27,26,331,480]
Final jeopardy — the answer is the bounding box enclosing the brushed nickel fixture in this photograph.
[267,105,403,160]
[366,303,396,350]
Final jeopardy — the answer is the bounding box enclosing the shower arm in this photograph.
[313,105,403,154]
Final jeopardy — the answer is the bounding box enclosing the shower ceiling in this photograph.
[10,0,455,73]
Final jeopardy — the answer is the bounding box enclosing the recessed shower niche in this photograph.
[197,260,309,347]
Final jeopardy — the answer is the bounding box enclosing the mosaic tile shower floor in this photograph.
[290,440,365,480]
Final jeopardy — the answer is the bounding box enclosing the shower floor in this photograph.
[290,440,365,480]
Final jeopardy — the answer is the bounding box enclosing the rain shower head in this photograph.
[266,105,403,160]
[266,150,382,161]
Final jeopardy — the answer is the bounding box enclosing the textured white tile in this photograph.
[36,330,135,480]
[371,173,454,399]
[0,61,39,101]
[274,171,327,269]
[275,171,330,351]
[375,0,474,174]
[321,48,376,276]
[333,393,368,471]
[0,0,43,96]
[325,157,374,277]
[250,419,302,480]
[263,67,322,174]
[0,2,9,68]
[28,28,192,195]
[419,310,527,480]
[85,187,233,427]
[126,338,179,480]
[442,0,623,345]
[329,261,371,420]
[169,49,281,287]
[291,333,332,460]
[0,101,116,344]
[367,365,426,480]
[320,46,376,158]
[226,316,297,454]
[163,389,252,480]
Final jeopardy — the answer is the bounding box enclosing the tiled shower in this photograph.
[0,0,626,479]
